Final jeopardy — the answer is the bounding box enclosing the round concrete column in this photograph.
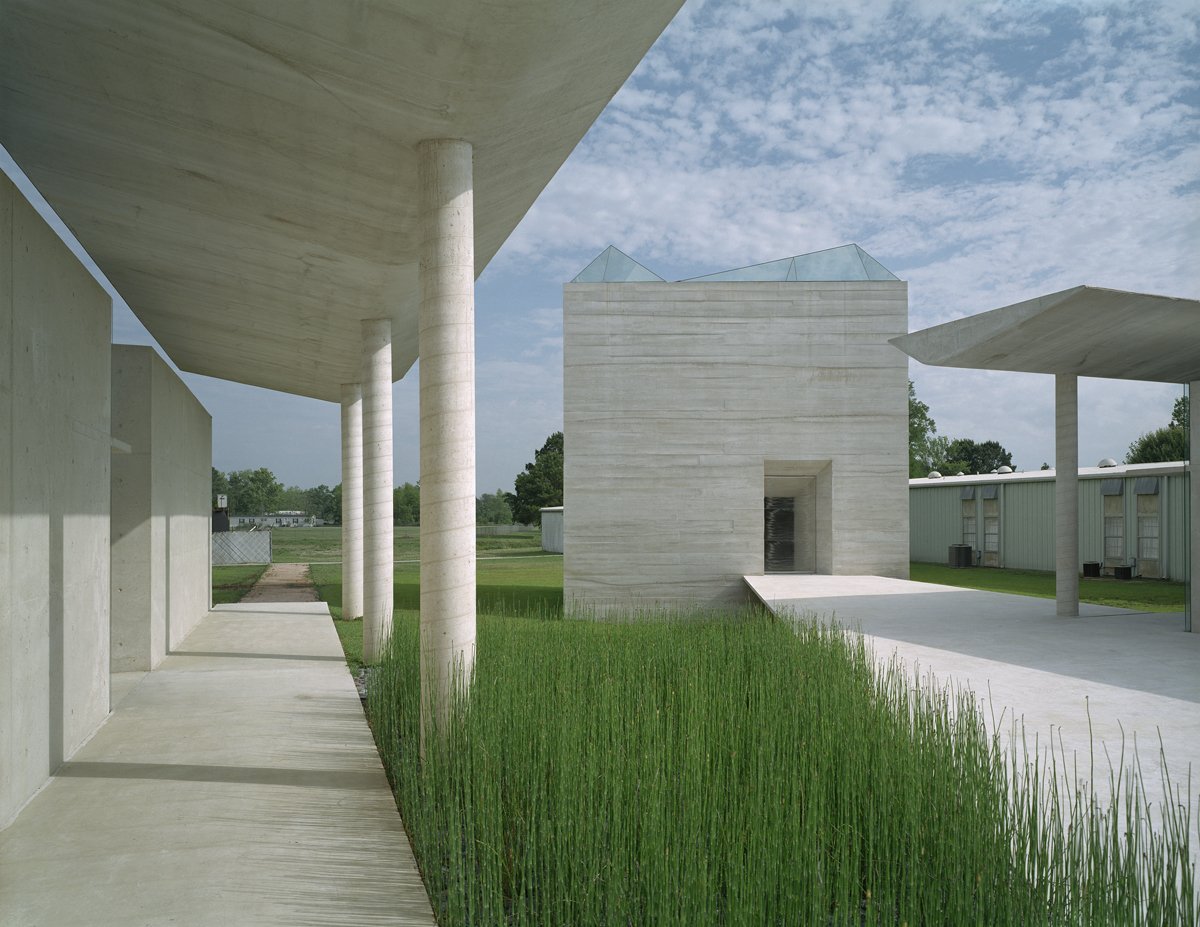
[362,320,394,662]
[1055,374,1079,617]
[417,138,476,737]
[340,383,364,621]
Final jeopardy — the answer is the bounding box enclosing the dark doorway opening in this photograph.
[764,496,795,572]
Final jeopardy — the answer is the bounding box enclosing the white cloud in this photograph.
[484,0,1198,475]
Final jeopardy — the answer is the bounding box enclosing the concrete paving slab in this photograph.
[746,574,1200,863]
[0,603,435,927]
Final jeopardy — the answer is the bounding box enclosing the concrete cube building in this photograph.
[563,245,910,613]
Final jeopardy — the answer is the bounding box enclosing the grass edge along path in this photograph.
[210,564,268,605]
[308,559,563,675]
[911,561,1186,613]
[368,610,1198,927]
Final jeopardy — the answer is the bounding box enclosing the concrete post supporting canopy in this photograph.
[361,321,394,662]
[1055,375,1079,618]
[892,288,1200,629]
[417,138,477,740]
[340,383,364,621]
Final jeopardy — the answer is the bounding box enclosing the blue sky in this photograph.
[9,0,1200,493]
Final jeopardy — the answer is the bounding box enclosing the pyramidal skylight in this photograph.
[681,244,898,282]
[571,245,665,283]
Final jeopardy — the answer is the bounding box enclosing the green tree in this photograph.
[305,484,340,523]
[943,438,1013,475]
[394,482,420,526]
[211,467,231,509]
[476,490,514,525]
[1126,395,1189,464]
[509,432,563,526]
[1171,395,1189,431]
[226,467,283,516]
[909,381,1017,476]
[278,485,308,512]
[908,381,942,477]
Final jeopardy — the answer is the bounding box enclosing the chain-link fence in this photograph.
[212,530,272,565]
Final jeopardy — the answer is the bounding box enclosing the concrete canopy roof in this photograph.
[891,286,1200,384]
[0,0,682,402]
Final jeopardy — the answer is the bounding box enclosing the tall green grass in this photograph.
[369,612,1196,925]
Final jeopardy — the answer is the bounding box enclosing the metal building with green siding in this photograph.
[910,461,1190,581]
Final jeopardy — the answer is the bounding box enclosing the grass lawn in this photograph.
[911,561,1187,612]
[309,553,562,672]
[270,525,543,564]
[210,564,267,604]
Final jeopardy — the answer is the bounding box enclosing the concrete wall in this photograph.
[111,345,212,672]
[910,465,1191,581]
[564,281,909,612]
[1,175,113,826]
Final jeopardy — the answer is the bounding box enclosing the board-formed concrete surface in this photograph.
[0,0,684,401]
[111,344,213,672]
[746,573,1200,864]
[0,174,113,827]
[0,604,435,927]
[565,278,909,612]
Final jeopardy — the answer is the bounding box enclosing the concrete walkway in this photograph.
[0,603,435,927]
[241,561,321,602]
[747,574,1200,858]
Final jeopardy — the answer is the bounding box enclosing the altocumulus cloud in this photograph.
[489,0,1197,472]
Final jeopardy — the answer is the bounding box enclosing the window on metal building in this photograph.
[1103,494,1124,561]
[983,499,999,553]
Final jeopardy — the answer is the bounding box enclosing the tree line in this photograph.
[908,382,1013,477]
[1125,395,1189,464]
[211,430,566,526]
[909,382,1189,476]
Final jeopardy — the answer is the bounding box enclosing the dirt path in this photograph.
[241,562,320,603]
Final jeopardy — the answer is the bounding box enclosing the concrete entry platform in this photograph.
[0,604,434,927]
[746,574,1200,853]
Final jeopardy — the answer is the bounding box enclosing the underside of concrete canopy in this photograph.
[892,285,1197,630]
[891,286,1200,383]
[0,0,683,401]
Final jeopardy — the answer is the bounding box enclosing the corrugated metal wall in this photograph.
[1000,482,1056,570]
[910,472,1190,580]
[540,509,564,553]
[908,487,960,563]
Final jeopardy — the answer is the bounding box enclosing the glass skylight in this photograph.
[571,246,665,283]
[681,244,898,282]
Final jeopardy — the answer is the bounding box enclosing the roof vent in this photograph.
[927,471,942,479]
[1098,457,1118,468]
[997,465,1013,474]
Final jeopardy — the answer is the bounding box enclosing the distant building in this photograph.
[230,511,318,529]
[540,507,564,553]
[910,461,1190,580]
[564,244,909,613]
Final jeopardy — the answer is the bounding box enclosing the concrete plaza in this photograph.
[0,603,434,927]
[747,573,1200,864]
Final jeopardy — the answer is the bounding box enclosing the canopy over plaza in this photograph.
[893,286,1200,629]
[0,0,682,680]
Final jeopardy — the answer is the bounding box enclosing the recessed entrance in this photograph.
[764,472,820,573]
